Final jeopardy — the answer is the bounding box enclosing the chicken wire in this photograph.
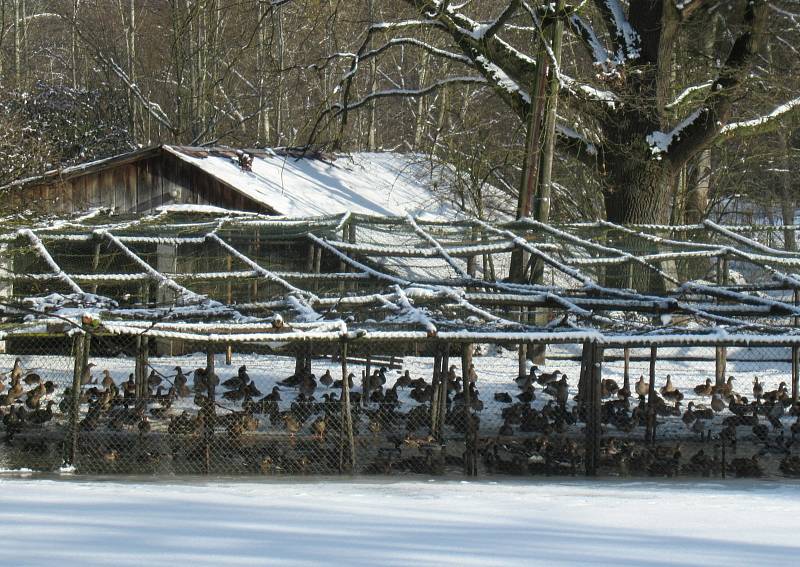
[2,332,798,479]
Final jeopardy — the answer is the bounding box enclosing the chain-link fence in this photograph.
[2,331,799,479]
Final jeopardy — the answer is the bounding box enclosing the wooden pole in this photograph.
[226,254,233,365]
[203,344,216,475]
[431,349,441,435]
[438,344,449,441]
[461,343,476,476]
[715,255,728,386]
[794,290,800,402]
[340,340,355,473]
[623,347,630,387]
[585,342,603,476]
[792,346,799,403]
[65,331,87,466]
[647,346,657,444]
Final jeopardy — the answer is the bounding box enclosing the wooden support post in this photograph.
[461,343,476,476]
[793,346,799,403]
[340,341,355,473]
[226,255,233,365]
[623,347,630,388]
[583,342,602,476]
[431,349,442,435]
[438,344,449,441]
[794,291,799,402]
[306,243,315,273]
[134,335,149,399]
[90,240,101,294]
[715,346,727,387]
[646,346,657,444]
[715,255,729,387]
[65,331,87,466]
[203,344,216,475]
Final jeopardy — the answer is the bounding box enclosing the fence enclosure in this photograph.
[1,210,800,478]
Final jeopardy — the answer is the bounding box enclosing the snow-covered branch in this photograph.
[717,96,800,141]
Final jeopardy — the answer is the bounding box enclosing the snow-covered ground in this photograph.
[0,477,798,566]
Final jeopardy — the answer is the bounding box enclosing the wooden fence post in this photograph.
[646,346,658,444]
[430,348,442,435]
[340,340,355,473]
[461,343,476,476]
[583,341,602,476]
[794,290,799,402]
[715,255,728,386]
[203,343,216,474]
[438,344,449,441]
[65,330,87,466]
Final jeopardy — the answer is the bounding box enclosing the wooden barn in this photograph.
[0,145,452,218]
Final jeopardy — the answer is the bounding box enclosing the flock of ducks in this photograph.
[488,367,800,477]
[3,353,800,477]
[0,359,60,437]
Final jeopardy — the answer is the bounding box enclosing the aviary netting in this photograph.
[1,207,799,348]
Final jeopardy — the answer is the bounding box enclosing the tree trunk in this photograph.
[779,131,796,251]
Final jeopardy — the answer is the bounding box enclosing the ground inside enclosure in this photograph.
[2,344,799,477]
[0,477,797,566]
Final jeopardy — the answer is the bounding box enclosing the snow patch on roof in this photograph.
[165,147,454,219]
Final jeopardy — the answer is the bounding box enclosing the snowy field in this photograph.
[0,476,799,566]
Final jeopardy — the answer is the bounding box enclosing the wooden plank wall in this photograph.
[12,153,272,215]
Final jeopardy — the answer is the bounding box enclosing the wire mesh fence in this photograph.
[2,331,799,479]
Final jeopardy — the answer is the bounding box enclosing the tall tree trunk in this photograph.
[366,0,377,151]
[14,0,20,86]
[780,131,796,251]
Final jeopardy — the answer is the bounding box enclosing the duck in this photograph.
[752,377,764,402]
[601,379,619,398]
[299,375,317,398]
[536,369,561,386]
[244,381,262,399]
[710,393,726,413]
[494,392,513,404]
[263,386,281,402]
[332,373,355,390]
[138,416,151,436]
[311,416,326,439]
[122,374,136,399]
[27,400,55,424]
[10,358,23,381]
[283,412,301,437]
[682,403,696,426]
[660,375,677,395]
[662,388,683,403]
[516,388,535,404]
[395,370,412,389]
[101,370,115,390]
[712,376,735,398]
[319,369,334,387]
[176,380,191,398]
[691,417,706,439]
[81,362,96,386]
[693,378,713,396]
[764,382,789,404]
[23,372,41,386]
[499,421,514,436]
[635,376,649,398]
[147,370,162,389]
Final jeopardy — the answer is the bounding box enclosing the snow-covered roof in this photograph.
[165,146,454,219]
[2,145,456,219]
